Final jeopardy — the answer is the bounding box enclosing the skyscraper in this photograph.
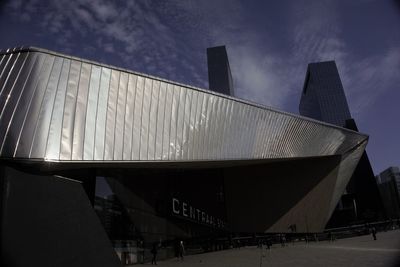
[299,61,351,127]
[376,167,400,219]
[207,45,234,96]
[299,61,384,226]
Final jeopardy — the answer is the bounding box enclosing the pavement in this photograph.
[140,230,400,267]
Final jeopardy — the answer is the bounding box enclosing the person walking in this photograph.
[328,231,335,242]
[280,234,286,247]
[371,227,377,240]
[178,240,185,261]
[151,242,158,265]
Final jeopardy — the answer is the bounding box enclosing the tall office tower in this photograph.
[207,45,234,96]
[299,61,384,226]
[299,61,351,127]
[376,167,400,219]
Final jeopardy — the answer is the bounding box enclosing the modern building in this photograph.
[1,47,367,266]
[207,45,234,96]
[376,167,400,219]
[299,61,384,226]
[299,61,351,127]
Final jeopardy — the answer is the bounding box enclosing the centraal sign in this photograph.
[171,197,226,229]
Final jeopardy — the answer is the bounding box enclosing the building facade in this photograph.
[299,61,384,226]
[207,45,234,96]
[376,167,400,219]
[0,47,367,266]
[299,61,351,127]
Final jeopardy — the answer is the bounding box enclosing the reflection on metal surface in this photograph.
[0,47,371,233]
[0,47,367,164]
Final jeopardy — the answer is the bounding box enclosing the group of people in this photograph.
[148,226,381,265]
[150,240,185,265]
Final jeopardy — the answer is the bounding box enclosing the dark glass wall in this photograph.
[207,46,234,96]
[299,61,385,226]
[299,61,351,127]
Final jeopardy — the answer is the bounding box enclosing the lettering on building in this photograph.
[172,197,225,228]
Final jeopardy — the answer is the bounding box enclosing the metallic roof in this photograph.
[0,47,367,164]
[0,46,369,232]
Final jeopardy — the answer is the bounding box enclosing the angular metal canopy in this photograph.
[0,47,368,232]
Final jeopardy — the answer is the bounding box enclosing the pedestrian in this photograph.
[328,231,334,242]
[280,234,286,247]
[179,240,185,260]
[151,242,158,265]
[138,239,145,264]
[371,227,377,240]
[266,238,272,250]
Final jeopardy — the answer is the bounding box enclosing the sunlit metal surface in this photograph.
[0,47,370,231]
[0,47,367,163]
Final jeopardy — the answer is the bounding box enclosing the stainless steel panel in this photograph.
[0,54,17,93]
[187,90,197,160]
[104,69,120,160]
[44,58,70,160]
[238,105,248,158]
[154,81,166,160]
[0,53,26,114]
[250,109,260,158]
[71,63,91,160]
[16,54,55,158]
[256,111,267,158]
[231,103,242,158]
[222,99,232,159]
[0,52,30,151]
[217,98,227,159]
[123,74,137,160]
[0,54,8,76]
[131,76,144,160]
[114,72,128,160]
[30,57,63,159]
[139,77,152,160]
[94,67,111,160]
[59,60,81,160]
[199,93,209,160]
[162,83,173,160]
[192,91,203,160]
[176,86,186,160]
[181,88,193,160]
[216,97,226,159]
[209,96,220,159]
[148,80,160,160]
[83,65,101,160]
[245,107,256,157]
[168,85,179,160]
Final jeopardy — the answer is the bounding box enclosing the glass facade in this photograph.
[299,61,351,127]
[207,46,234,96]
[300,62,385,227]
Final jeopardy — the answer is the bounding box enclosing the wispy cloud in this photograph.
[5,0,209,87]
[343,49,400,117]
[4,0,398,119]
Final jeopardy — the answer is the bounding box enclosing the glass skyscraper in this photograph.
[207,45,234,96]
[299,61,384,226]
[299,61,351,127]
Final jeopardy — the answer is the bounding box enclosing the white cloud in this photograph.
[343,49,400,117]
[5,0,397,119]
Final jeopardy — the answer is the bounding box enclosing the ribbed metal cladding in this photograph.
[0,48,368,162]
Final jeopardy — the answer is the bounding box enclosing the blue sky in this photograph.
[0,0,399,175]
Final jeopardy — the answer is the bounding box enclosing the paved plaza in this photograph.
[145,230,400,267]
